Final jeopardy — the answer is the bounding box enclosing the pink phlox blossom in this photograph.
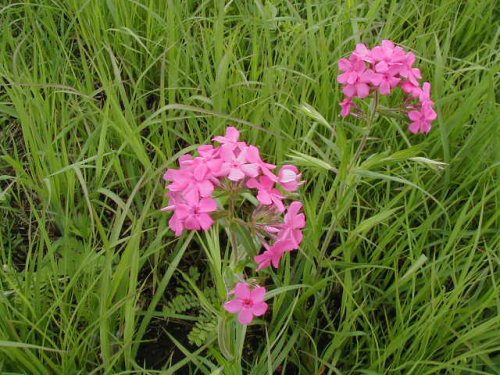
[401,81,422,98]
[277,165,302,192]
[366,65,401,95]
[370,40,406,73]
[399,52,422,86]
[213,126,247,152]
[221,146,260,181]
[340,97,355,117]
[254,246,280,271]
[164,164,215,203]
[245,145,278,181]
[337,55,371,98]
[419,82,434,105]
[173,197,218,231]
[408,103,437,134]
[247,175,285,212]
[161,192,186,236]
[277,201,306,248]
[223,282,268,324]
[338,40,436,134]
[254,239,295,270]
[352,43,373,63]
[196,145,227,176]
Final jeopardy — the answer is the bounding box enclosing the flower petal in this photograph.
[234,282,251,299]
[228,168,245,181]
[197,180,214,197]
[198,198,217,213]
[224,299,242,313]
[197,213,213,230]
[252,302,268,316]
[241,163,260,177]
[356,83,370,98]
[238,309,254,324]
[250,286,266,302]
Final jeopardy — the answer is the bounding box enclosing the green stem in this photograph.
[228,187,240,269]
[350,91,379,169]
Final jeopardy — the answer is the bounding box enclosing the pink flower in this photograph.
[352,43,372,63]
[419,82,434,105]
[161,192,189,235]
[399,52,422,86]
[408,103,437,134]
[223,283,268,324]
[254,248,280,270]
[401,81,422,98]
[173,197,218,232]
[366,66,401,95]
[340,97,354,117]
[337,55,371,98]
[245,145,277,181]
[162,193,186,235]
[254,202,306,270]
[371,40,406,73]
[247,175,285,212]
[278,201,306,248]
[221,147,260,181]
[213,126,246,152]
[255,239,295,270]
[196,145,227,176]
[277,165,302,191]
[337,41,436,134]
[163,164,216,203]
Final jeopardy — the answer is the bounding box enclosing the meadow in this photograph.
[0,1,499,374]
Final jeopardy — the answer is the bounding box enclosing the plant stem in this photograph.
[228,186,239,269]
[350,91,379,169]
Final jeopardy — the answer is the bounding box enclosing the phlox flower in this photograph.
[340,97,355,117]
[399,52,422,86]
[337,55,371,98]
[161,193,186,236]
[254,239,295,270]
[245,145,277,181]
[277,201,306,248]
[365,65,401,95]
[352,43,372,63]
[163,127,307,324]
[408,103,437,134]
[195,145,227,176]
[419,82,434,105]
[221,146,260,181]
[370,39,406,73]
[254,202,305,270]
[163,163,216,203]
[223,282,268,324]
[247,175,285,212]
[174,197,218,231]
[338,40,437,134]
[277,165,302,192]
[401,81,422,98]
[213,126,246,152]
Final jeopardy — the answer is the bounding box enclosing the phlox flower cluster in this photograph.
[162,127,306,324]
[338,40,437,134]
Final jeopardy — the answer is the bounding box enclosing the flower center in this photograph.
[242,298,253,308]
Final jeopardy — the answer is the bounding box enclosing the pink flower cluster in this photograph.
[162,127,306,324]
[338,40,437,134]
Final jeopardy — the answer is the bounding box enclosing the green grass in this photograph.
[0,0,498,373]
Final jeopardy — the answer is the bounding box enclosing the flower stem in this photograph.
[228,186,239,268]
[350,91,379,169]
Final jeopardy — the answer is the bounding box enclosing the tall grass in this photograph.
[0,0,498,373]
